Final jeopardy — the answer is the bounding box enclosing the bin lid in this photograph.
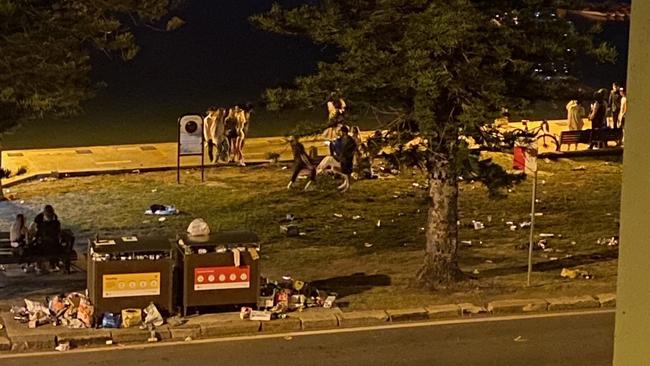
[90,236,174,254]
[178,231,259,247]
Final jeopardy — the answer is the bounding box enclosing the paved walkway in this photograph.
[0,119,588,187]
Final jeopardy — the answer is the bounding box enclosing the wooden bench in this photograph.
[0,230,77,273]
[560,128,623,150]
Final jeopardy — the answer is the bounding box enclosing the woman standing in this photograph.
[10,213,30,272]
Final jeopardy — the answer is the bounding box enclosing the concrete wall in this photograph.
[614,1,650,365]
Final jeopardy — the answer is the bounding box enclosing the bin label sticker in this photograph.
[102,272,161,298]
[194,266,250,290]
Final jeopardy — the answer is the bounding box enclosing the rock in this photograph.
[595,293,616,308]
[425,304,461,319]
[337,310,389,328]
[487,299,548,314]
[546,296,600,311]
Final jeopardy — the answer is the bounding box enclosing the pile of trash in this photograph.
[560,268,593,280]
[240,276,336,321]
[11,292,94,329]
[98,302,164,331]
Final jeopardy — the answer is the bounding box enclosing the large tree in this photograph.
[0,0,183,132]
[253,0,614,287]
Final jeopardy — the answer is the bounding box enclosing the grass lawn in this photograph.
[0,154,621,310]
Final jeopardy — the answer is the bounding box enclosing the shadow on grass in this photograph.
[477,250,618,278]
[310,272,392,300]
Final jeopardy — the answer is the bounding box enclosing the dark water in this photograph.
[2,0,631,149]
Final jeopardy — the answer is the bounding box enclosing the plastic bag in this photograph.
[142,303,164,328]
[101,313,121,328]
[121,309,142,328]
[77,298,94,328]
[187,218,210,236]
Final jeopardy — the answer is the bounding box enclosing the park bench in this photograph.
[559,128,623,150]
[0,230,77,273]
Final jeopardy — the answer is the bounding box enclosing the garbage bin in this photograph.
[87,236,175,317]
[175,231,260,315]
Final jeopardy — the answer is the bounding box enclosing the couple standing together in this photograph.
[203,104,253,166]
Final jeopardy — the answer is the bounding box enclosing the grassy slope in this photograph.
[2,154,621,309]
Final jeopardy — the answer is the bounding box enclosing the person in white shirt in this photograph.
[620,88,628,128]
[203,107,220,163]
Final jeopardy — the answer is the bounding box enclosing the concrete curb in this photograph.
[0,293,616,353]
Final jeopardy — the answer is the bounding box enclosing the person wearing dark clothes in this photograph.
[589,90,608,149]
[333,126,357,189]
[609,82,622,128]
[287,136,316,191]
[31,205,62,273]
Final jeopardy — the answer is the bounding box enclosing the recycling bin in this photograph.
[87,236,175,317]
[175,231,260,315]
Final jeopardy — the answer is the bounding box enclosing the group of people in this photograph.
[7,205,65,274]
[566,82,628,148]
[203,104,253,166]
[287,93,382,192]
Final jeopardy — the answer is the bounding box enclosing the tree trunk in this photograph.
[416,156,463,288]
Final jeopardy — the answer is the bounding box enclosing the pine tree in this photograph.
[253,0,614,287]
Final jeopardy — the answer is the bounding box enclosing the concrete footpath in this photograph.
[0,293,615,353]
[0,119,599,188]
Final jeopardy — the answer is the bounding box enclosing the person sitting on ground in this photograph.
[30,205,62,273]
[287,136,316,191]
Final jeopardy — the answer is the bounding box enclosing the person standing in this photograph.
[203,107,219,163]
[620,88,628,128]
[333,125,357,192]
[589,90,608,149]
[287,136,316,191]
[566,99,585,131]
[609,82,622,128]
[323,93,346,142]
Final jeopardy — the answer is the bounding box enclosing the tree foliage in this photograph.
[253,0,615,286]
[0,0,182,132]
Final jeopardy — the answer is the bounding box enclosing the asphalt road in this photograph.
[0,311,614,366]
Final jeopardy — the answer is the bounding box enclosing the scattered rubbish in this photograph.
[352,215,362,220]
[55,342,70,352]
[535,199,541,204]
[461,240,472,247]
[539,233,555,238]
[151,188,158,193]
[250,310,272,321]
[0,324,3,330]
[505,221,514,226]
[597,236,619,247]
[299,232,307,236]
[158,217,166,222]
[364,243,374,248]
[420,227,425,232]
[280,224,299,237]
[412,183,421,188]
[533,213,544,217]
[571,241,577,245]
[519,222,531,228]
[564,254,573,259]
[472,269,480,275]
[284,336,293,341]
[543,158,551,164]
[472,220,485,230]
[142,303,164,328]
[20,200,25,204]
[333,213,343,218]
[509,225,518,231]
[187,218,210,236]
[513,336,527,342]
[145,204,178,216]
[184,336,193,342]
[285,214,295,221]
[376,220,381,228]
[397,213,405,217]
[561,268,592,280]
[485,260,493,264]
[537,240,548,250]
[105,340,113,345]
[132,169,141,174]
[541,180,546,185]
[352,231,357,236]
[101,313,121,328]
[543,248,553,253]
[487,215,492,223]
[323,296,336,309]
[549,257,559,261]
[605,213,612,216]
[572,166,587,171]
[121,309,142,328]
[147,331,158,343]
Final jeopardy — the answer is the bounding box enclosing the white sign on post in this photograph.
[179,115,204,155]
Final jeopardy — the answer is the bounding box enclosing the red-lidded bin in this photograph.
[175,231,260,315]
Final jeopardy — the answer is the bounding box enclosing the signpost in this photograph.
[177,113,205,183]
[513,142,539,286]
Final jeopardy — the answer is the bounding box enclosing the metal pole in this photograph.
[527,169,538,287]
